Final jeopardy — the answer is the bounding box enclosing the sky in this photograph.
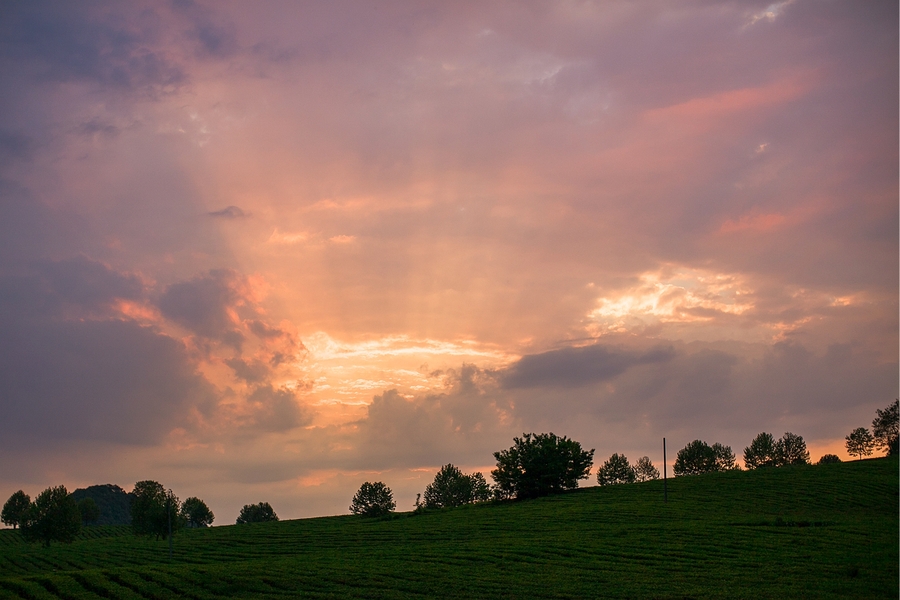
[0,0,896,522]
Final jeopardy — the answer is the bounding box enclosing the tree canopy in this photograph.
[633,456,660,482]
[816,454,842,465]
[1,490,30,530]
[872,399,899,456]
[349,482,395,517]
[491,433,594,500]
[236,502,279,524]
[77,498,100,525]
[744,432,809,469]
[845,427,875,460]
[423,464,489,509]
[596,454,635,486]
[180,497,215,528]
[21,485,81,546]
[131,480,180,540]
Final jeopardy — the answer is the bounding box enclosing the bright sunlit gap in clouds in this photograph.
[0,0,895,521]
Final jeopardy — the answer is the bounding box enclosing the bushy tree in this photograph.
[845,427,874,460]
[596,454,636,486]
[236,502,278,524]
[817,454,842,465]
[131,481,180,540]
[77,498,100,525]
[1,490,30,529]
[21,486,81,546]
[743,432,778,469]
[777,432,810,465]
[469,472,492,503]
[674,440,718,475]
[180,497,214,528]
[633,456,660,482]
[422,464,489,509]
[491,433,594,500]
[712,443,738,471]
[872,399,899,456]
[349,482,395,517]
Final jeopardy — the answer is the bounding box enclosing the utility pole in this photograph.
[167,491,173,560]
[663,437,668,503]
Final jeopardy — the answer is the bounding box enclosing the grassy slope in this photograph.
[0,457,896,599]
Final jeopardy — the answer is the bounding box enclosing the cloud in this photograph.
[502,344,675,389]
[208,205,248,219]
[0,2,186,93]
[158,269,248,342]
[0,316,215,447]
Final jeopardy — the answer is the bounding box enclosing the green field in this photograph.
[0,457,896,599]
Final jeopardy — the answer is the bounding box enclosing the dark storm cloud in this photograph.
[225,357,270,383]
[0,1,185,92]
[502,344,675,389]
[244,385,311,433]
[158,269,245,341]
[0,308,215,447]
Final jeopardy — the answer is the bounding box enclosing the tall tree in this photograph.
[633,456,660,482]
[21,486,81,546]
[712,443,738,471]
[596,454,636,486]
[777,432,810,465]
[743,433,779,469]
[674,440,718,475]
[1,490,30,530]
[349,483,395,517]
[845,427,875,460]
[872,399,899,456]
[131,481,180,540]
[491,433,594,500]
[180,497,215,528]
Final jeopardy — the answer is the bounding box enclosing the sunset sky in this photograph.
[0,0,896,521]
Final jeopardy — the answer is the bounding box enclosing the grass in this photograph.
[0,457,896,598]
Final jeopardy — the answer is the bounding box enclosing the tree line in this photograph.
[4,400,897,539]
[348,399,899,517]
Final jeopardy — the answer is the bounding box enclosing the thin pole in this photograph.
[663,437,668,503]
[167,493,173,560]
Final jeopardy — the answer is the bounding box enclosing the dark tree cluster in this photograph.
[236,502,279,524]
[743,432,810,469]
[1,486,82,547]
[674,440,737,476]
[842,400,898,460]
[420,464,490,510]
[350,482,395,517]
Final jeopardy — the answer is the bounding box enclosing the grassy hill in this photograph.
[0,457,896,599]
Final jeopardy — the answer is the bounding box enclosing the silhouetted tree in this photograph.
[180,497,214,528]
[469,472,492,502]
[131,481,180,540]
[816,454,842,465]
[349,482,395,517]
[872,399,899,456]
[633,456,660,482]
[21,486,81,546]
[236,502,279,524]
[422,464,490,509]
[743,433,778,469]
[492,433,594,500]
[712,443,738,471]
[1,490,30,530]
[596,454,635,486]
[674,440,718,475]
[77,498,100,525]
[845,427,874,460]
[777,432,810,465]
